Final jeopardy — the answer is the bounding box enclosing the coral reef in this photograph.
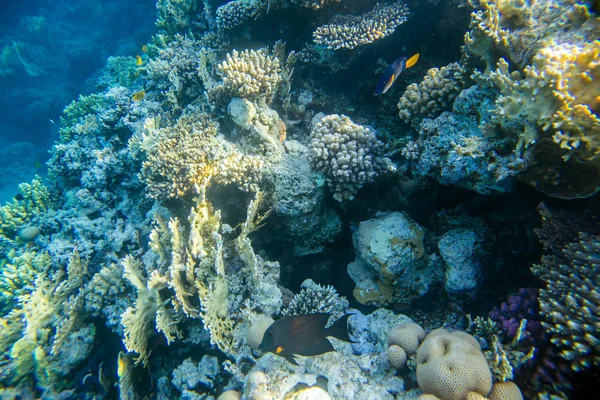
[532,233,600,372]
[129,113,264,199]
[347,212,441,306]
[313,1,410,50]
[308,114,393,201]
[398,62,466,129]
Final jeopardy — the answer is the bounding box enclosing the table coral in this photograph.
[308,114,393,202]
[313,1,410,50]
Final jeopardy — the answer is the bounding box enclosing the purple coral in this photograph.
[489,287,544,345]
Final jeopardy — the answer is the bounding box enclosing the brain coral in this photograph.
[416,329,492,400]
[489,381,523,400]
[388,321,426,355]
[246,315,274,350]
[387,344,408,369]
[308,114,392,201]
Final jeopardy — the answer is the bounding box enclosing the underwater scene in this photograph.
[0,0,598,398]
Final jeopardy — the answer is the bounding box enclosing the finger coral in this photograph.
[398,62,466,128]
[308,114,392,201]
[215,48,282,101]
[313,1,410,50]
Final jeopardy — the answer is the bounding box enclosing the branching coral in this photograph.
[156,0,205,34]
[532,233,600,372]
[398,62,466,128]
[281,279,348,321]
[293,0,342,9]
[308,114,393,201]
[215,48,282,101]
[0,251,51,316]
[313,1,410,50]
[146,34,215,108]
[129,114,264,199]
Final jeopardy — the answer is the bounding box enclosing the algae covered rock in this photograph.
[347,212,441,306]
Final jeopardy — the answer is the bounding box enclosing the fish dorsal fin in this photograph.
[405,53,420,69]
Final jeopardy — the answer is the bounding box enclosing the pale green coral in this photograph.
[0,251,51,316]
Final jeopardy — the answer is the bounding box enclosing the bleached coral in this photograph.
[215,48,282,100]
[308,114,393,201]
[129,114,264,199]
[398,62,465,128]
[313,1,410,50]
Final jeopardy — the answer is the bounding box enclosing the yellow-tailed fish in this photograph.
[132,90,145,101]
[135,55,143,66]
[142,44,148,53]
[374,53,419,95]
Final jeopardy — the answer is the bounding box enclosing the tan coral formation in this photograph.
[416,329,492,400]
[313,2,410,50]
[217,48,282,100]
[398,62,465,128]
[129,114,264,199]
[388,321,426,355]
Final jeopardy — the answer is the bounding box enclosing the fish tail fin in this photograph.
[325,314,351,342]
[405,53,420,69]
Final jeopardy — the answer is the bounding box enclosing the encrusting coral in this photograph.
[308,114,393,201]
[313,1,410,50]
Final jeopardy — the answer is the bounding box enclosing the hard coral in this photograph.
[216,48,282,101]
[398,62,465,129]
[129,114,263,199]
[532,233,600,373]
[416,329,492,400]
[308,114,392,202]
[313,1,410,50]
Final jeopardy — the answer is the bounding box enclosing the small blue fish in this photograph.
[374,53,420,95]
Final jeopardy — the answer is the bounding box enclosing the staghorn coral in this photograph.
[398,62,466,128]
[281,279,348,321]
[129,114,264,199]
[532,233,600,373]
[214,48,282,101]
[313,1,410,50]
[308,114,393,202]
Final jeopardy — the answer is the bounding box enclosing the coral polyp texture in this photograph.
[129,114,263,199]
[308,114,392,201]
[313,1,410,50]
[216,48,282,100]
[398,62,466,128]
[532,233,600,372]
[2,0,600,397]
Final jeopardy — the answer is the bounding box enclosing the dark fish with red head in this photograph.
[374,53,420,95]
[259,313,352,365]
